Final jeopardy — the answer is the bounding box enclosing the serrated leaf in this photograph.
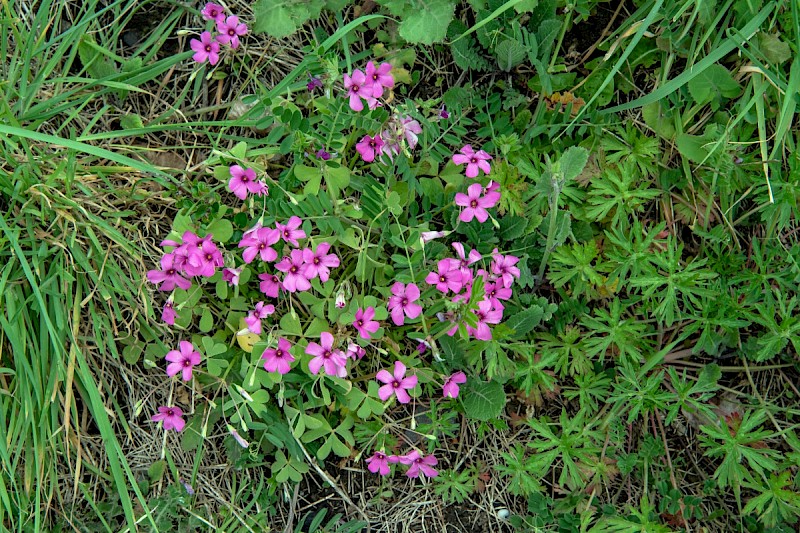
[462,379,506,420]
[495,39,527,72]
[398,0,454,45]
[500,215,528,240]
[253,2,297,38]
[758,32,791,65]
[559,146,589,181]
[505,306,545,338]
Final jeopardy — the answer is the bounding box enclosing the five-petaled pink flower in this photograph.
[276,216,306,247]
[162,297,177,325]
[468,300,503,340]
[258,272,282,298]
[215,15,247,49]
[425,259,464,294]
[222,267,242,286]
[353,307,380,339]
[185,239,224,277]
[365,451,394,476]
[343,69,374,111]
[302,242,340,282]
[491,249,521,288]
[355,134,384,163]
[275,249,312,292]
[228,165,267,200]
[443,371,467,399]
[306,332,347,377]
[452,144,492,178]
[262,338,294,374]
[190,31,220,66]
[455,183,501,223]
[387,282,422,326]
[152,406,185,432]
[376,361,417,404]
[365,61,394,98]
[147,253,192,291]
[239,226,281,263]
[165,341,202,382]
[448,242,482,275]
[201,2,226,22]
[398,450,438,478]
[245,301,275,335]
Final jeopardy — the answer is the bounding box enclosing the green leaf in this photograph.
[505,306,545,338]
[122,342,143,365]
[198,308,214,333]
[559,146,589,181]
[78,35,117,80]
[687,64,741,109]
[295,164,322,196]
[758,32,792,65]
[119,114,144,130]
[398,0,455,45]
[499,215,528,241]
[495,39,527,72]
[147,461,166,483]
[323,165,350,198]
[461,379,506,420]
[253,2,297,38]
[642,101,676,138]
[205,219,233,243]
[280,310,303,336]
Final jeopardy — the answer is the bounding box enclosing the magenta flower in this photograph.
[443,371,467,399]
[376,361,417,404]
[162,297,177,325]
[387,282,422,326]
[201,2,225,22]
[245,301,275,335]
[185,239,224,277]
[152,406,185,432]
[425,259,464,294]
[455,183,501,223]
[239,227,281,264]
[485,279,512,308]
[364,61,394,98]
[439,105,450,119]
[228,165,266,200]
[468,300,503,341]
[398,450,438,478]
[222,267,242,286]
[346,343,365,360]
[302,242,340,282]
[449,242,482,273]
[258,272,282,298]
[365,451,393,476]
[276,216,306,247]
[355,134,384,163]
[165,341,202,381]
[343,69,373,111]
[335,292,347,309]
[353,307,380,339]
[215,15,247,49]
[190,31,220,66]
[315,148,331,160]
[420,230,448,244]
[491,249,521,288]
[307,75,323,92]
[400,117,422,150]
[484,180,500,194]
[147,253,192,291]
[275,249,312,293]
[306,332,347,377]
[262,338,294,374]
[452,144,492,178]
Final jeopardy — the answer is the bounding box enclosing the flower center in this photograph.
[242,175,249,182]
[357,320,363,326]
[401,298,408,306]
[183,360,191,367]
[259,243,266,250]
[167,269,176,275]
[392,381,400,388]
[290,266,298,273]
[206,254,213,260]
[352,84,360,92]
[275,350,283,358]
[205,45,211,52]
[228,29,235,36]
[470,200,478,208]
[284,230,290,237]
[439,275,445,283]
[314,257,320,264]
[470,157,477,164]
[323,350,331,359]
[166,409,174,416]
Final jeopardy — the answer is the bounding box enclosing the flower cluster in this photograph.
[151,341,202,432]
[344,61,394,112]
[365,449,439,479]
[190,3,248,66]
[425,243,520,341]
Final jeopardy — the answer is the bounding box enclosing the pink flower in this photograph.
[491,249,521,288]
[165,341,201,381]
[190,31,220,66]
[376,361,417,404]
[275,249,312,292]
[452,144,492,178]
[162,297,177,325]
[152,406,186,432]
[222,267,242,286]
[239,227,281,263]
[425,259,463,294]
[420,230,447,244]
[228,165,267,200]
[485,279,512,309]
[398,450,438,478]
[262,338,294,374]
[245,301,275,335]
[185,239,224,277]
[364,61,394,98]
[468,300,503,341]
[365,451,393,476]
[355,134,384,163]
[276,216,306,247]
[353,307,380,339]
[301,242,340,282]
[455,183,501,223]
[443,371,467,399]
[258,272,282,298]
[387,282,422,326]
[400,117,422,149]
[343,69,373,112]
[215,15,247,49]
[484,180,500,194]
[346,343,365,360]
[147,253,192,291]
[449,242,482,274]
[306,332,347,377]
[335,292,347,309]
[201,2,225,22]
